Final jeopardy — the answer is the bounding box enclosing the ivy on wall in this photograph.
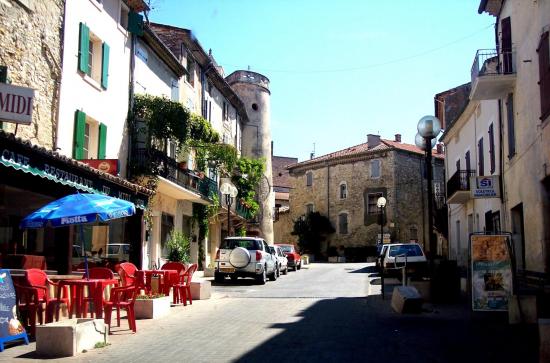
[232,157,266,218]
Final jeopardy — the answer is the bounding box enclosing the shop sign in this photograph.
[80,159,119,176]
[0,83,35,125]
[470,234,513,311]
[470,176,500,198]
[0,269,28,347]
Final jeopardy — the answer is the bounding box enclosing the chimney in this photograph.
[436,143,444,154]
[394,134,402,143]
[367,134,381,149]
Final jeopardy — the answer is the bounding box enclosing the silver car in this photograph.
[269,245,288,277]
[215,237,278,285]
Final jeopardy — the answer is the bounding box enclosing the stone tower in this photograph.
[226,70,274,244]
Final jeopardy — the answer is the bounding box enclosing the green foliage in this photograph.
[188,114,219,143]
[167,231,190,263]
[193,204,209,240]
[193,142,237,176]
[232,157,266,217]
[291,212,335,255]
[236,226,247,237]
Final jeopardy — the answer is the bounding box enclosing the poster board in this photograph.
[0,269,28,351]
[470,234,513,311]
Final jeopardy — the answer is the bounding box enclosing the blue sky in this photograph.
[149,0,495,162]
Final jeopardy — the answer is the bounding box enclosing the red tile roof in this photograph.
[272,156,298,188]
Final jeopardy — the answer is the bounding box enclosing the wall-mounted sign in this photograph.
[0,83,35,125]
[80,159,119,176]
[470,234,513,311]
[471,175,500,198]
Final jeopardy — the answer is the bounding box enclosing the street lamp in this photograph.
[377,196,387,245]
[415,115,442,266]
[220,179,238,237]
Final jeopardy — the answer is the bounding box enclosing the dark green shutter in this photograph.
[128,11,144,36]
[73,110,86,159]
[78,22,90,74]
[98,123,107,159]
[101,42,110,89]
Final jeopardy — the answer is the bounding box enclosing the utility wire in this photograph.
[221,23,495,74]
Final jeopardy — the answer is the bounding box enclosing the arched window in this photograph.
[338,213,348,234]
[339,182,347,199]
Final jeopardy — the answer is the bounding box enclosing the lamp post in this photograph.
[220,179,238,237]
[415,115,442,268]
[377,196,387,245]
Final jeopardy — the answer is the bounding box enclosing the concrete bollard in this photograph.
[391,286,423,314]
[191,280,211,300]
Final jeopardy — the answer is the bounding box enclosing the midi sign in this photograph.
[0,83,35,125]
[470,175,500,199]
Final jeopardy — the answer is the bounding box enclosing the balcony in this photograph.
[133,148,217,203]
[446,170,476,204]
[470,49,516,100]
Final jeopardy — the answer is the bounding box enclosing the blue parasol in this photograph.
[20,193,136,278]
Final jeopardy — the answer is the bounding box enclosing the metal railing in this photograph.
[446,169,476,199]
[471,48,516,83]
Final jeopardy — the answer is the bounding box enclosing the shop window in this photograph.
[73,110,107,160]
[78,22,110,89]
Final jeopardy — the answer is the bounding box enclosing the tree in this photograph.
[291,212,335,255]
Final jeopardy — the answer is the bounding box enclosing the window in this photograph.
[367,192,383,215]
[371,160,380,178]
[478,137,484,176]
[73,110,107,160]
[538,31,550,120]
[119,2,129,30]
[222,102,229,121]
[78,22,109,89]
[160,213,174,258]
[339,183,347,199]
[170,78,179,101]
[488,123,495,174]
[186,58,194,86]
[306,204,314,215]
[506,93,516,158]
[465,151,470,171]
[338,213,348,234]
[306,172,313,186]
[492,211,501,233]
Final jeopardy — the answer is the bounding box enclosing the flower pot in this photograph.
[134,296,171,319]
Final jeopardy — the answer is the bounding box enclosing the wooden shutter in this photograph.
[73,110,87,159]
[128,11,144,36]
[506,93,516,157]
[98,123,107,159]
[101,42,110,89]
[488,123,495,174]
[538,31,550,120]
[478,137,484,176]
[78,23,90,74]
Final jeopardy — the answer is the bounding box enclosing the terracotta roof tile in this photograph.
[272,156,297,188]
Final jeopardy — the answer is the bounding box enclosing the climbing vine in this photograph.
[231,157,266,217]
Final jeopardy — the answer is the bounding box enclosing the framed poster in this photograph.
[470,234,513,311]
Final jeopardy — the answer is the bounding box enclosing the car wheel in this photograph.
[269,266,278,281]
[297,261,302,270]
[214,272,225,283]
[276,265,281,278]
[282,266,288,275]
[256,267,267,285]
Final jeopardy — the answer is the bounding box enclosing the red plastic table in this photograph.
[58,278,118,319]
[136,270,179,296]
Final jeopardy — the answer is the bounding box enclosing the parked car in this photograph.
[275,244,301,271]
[215,237,278,284]
[269,245,288,276]
[105,243,131,262]
[379,242,427,278]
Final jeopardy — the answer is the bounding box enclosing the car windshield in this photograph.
[388,245,423,257]
[279,245,294,253]
[222,239,262,250]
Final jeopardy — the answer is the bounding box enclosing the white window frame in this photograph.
[83,115,99,159]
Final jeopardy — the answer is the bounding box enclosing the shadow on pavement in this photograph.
[346,266,378,274]
[235,295,538,363]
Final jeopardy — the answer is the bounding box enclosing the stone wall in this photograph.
[273,210,297,245]
[0,0,64,150]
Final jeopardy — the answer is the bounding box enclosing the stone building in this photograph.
[287,134,444,259]
[272,155,298,245]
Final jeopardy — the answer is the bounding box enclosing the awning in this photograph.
[156,176,211,205]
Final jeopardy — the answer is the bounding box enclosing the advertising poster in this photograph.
[470,235,513,311]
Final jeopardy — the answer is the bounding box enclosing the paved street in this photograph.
[0,263,539,362]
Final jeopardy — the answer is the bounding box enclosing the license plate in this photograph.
[220,267,235,273]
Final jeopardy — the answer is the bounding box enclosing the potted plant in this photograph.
[167,231,190,263]
[134,293,171,319]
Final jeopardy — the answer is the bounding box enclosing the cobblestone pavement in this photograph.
[0,263,539,362]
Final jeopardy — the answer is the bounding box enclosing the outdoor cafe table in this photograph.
[57,278,118,319]
[136,270,179,296]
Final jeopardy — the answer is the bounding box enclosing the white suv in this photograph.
[215,237,278,285]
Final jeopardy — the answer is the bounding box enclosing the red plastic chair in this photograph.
[80,267,116,318]
[161,262,187,304]
[14,269,70,334]
[118,262,139,287]
[103,285,137,333]
[179,263,197,306]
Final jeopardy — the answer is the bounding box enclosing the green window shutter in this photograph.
[98,123,107,159]
[73,110,87,159]
[78,22,90,74]
[128,11,144,36]
[101,42,110,89]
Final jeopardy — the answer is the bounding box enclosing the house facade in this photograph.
[272,155,298,245]
[287,134,445,260]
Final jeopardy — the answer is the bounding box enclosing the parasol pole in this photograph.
[78,224,89,280]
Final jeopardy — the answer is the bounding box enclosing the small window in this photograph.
[339,213,348,234]
[371,160,381,178]
[339,183,347,199]
[252,103,258,111]
[186,58,195,86]
[367,192,383,215]
[306,204,314,215]
[119,3,129,30]
[306,172,313,187]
